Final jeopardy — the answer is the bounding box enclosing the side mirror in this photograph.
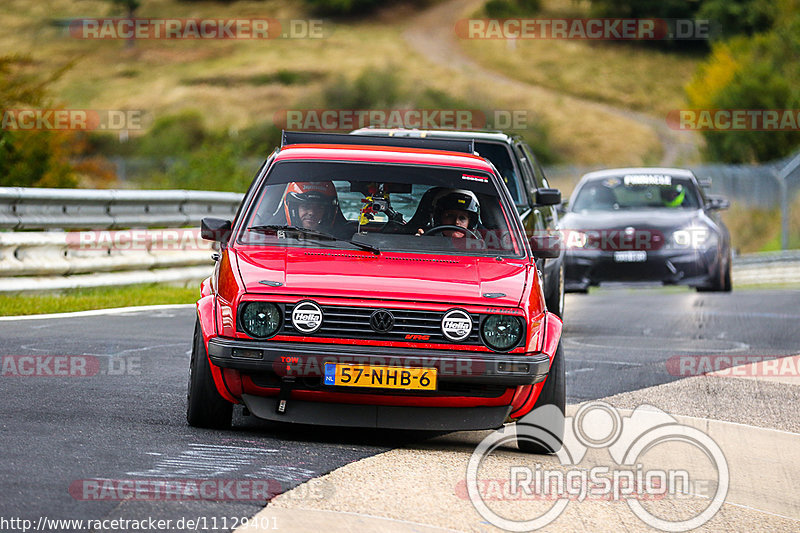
[535,188,562,206]
[557,199,569,216]
[706,195,729,211]
[201,218,232,243]
[530,231,561,259]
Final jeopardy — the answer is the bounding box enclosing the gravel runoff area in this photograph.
[238,356,800,533]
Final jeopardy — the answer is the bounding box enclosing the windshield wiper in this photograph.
[247,225,380,255]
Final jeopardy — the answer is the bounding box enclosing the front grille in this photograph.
[283,303,482,345]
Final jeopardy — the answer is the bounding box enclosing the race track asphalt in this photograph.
[0,287,797,531]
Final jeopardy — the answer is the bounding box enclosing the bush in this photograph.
[303,0,390,16]
[698,0,777,40]
[0,55,85,187]
[483,0,541,18]
[687,16,800,163]
[588,0,699,19]
[135,111,207,159]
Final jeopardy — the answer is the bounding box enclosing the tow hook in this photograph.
[276,377,296,414]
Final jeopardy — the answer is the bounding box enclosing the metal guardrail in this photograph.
[0,187,243,230]
[0,187,242,293]
[0,187,798,293]
[732,251,800,285]
[732,250,800,266]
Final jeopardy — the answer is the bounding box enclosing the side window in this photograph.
[474,141,527,207]
[513,144,538,205]
[521,143,549,189]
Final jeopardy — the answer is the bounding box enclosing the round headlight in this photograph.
[481,315,523,351]
[240,302,282,338]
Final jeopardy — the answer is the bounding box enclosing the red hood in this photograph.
[234,247,528,307]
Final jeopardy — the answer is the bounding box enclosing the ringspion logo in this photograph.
[466,402,729,531]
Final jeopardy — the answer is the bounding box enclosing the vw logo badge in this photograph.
[441,309,472,341]
[292,301,323,334]
[370,310,395,333]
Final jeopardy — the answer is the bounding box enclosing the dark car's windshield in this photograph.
[238,160,522,257]
[571,173,701,211]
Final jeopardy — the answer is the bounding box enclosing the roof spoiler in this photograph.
[281,131,475,155]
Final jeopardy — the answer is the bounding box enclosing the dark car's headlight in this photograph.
[239,302,282,338]
[670,224,714,249]
[481,315,523,351]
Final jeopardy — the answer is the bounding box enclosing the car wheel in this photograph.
[187,319,233,429]
[545,262,565,319]
[515,341,566,454]
[697,256,727,293]
[722,255,732,292]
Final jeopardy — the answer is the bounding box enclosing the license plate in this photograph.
[614,251,647,262]
[323,363,437,391]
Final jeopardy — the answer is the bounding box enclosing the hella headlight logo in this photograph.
[441,309,473,341]
[291,301,323,334]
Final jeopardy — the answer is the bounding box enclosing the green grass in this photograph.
[460,0,703,117]
[0,0,665,165]
[0,283,198,317]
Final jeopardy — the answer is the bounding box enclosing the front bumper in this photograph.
[207,337,550,387]
[565,247,719,291]
[241,395,512,430]
[208,337,550,430]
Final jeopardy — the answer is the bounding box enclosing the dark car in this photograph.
[560,167,732,292]
[351,128,565,318]
[188,131,566,454]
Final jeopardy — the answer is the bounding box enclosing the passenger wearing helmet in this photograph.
[283,181,341,231]
[417,189,480,238]
[660,184,686,208]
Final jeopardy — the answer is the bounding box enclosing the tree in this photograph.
[686,13,800,162]
[0,55,79,187]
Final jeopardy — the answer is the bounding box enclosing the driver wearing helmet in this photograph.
[283,181,341,231]
[417,189,480,238]
[660,184,686,208]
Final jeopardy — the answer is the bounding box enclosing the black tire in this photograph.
[722,255,732,292]
[515,341,566,454]
[187,319,233,429]
[697,255,728,293]
[545,262,565,319]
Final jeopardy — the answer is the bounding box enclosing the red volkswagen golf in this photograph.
[187,132,565,453]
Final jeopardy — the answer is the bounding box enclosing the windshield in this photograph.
[238,160,522,257]
[571,173,701,211]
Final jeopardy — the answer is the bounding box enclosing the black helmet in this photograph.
[432,189,480,229]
